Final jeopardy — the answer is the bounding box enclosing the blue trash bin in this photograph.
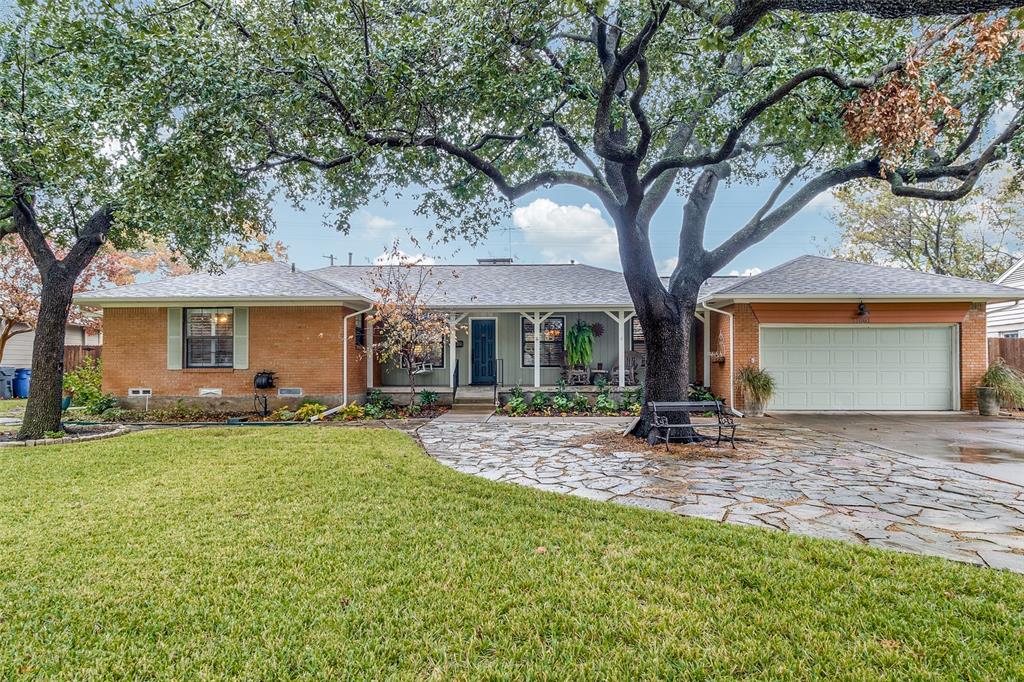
[13,368,31,399]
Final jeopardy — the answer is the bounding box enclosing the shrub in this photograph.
[621,386,643,412]
[363,403,387,419]
[508,385,525,401]
[571,392,590,413]
[270,407,296,422]
[366,388,394,409]
[84,393,119,416]
[338,402,365,420]
[418,390,439,407]
[529,391,549,411]
[63,358,102,407]
[687,384,717,402]
[979,359,1024,406]
[595,393,618,414]
[551,393,572,413]
[294,402,328,421]
[504,396,528,416]
[42,430,66,440]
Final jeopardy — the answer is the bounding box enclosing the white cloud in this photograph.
[511,199,620,267]
[803,189,839,213]
[728,267,762,277]
[362,212,399,231]
[373,249,435,265]
[660,256,678,274]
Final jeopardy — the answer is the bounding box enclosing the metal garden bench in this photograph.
[646,400,737,448]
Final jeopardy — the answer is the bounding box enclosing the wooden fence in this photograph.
[64,345,101,370]
[989,337,1024,372]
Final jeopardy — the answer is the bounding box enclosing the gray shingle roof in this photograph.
[312,264,736,309]
[712,255,1024,300]
[75,261,360,303]
[76,255,1022,308]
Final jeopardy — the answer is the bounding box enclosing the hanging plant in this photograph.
[565,321,595,367]
[590,322,605,338]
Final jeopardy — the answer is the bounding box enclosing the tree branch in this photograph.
[711,0,1024,38]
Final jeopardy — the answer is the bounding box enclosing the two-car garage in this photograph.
[760,325,958,411]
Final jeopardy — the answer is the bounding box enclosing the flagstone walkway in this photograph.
[417,419,1024,572]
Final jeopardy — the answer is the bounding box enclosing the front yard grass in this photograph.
[1,427,1022,679]
[0,398,25,417]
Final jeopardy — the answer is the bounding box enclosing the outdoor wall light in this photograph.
[855,302,870,323]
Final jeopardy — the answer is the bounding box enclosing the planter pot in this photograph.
[744,398,767,418]
[976,387,1001,416]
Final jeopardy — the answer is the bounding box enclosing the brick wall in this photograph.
[103,305,368,408]
[960,302,987,411]
[706,301,988,412]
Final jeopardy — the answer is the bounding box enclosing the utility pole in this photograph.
[323,254,336,267]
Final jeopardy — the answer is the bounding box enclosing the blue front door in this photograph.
[471,319,496,385]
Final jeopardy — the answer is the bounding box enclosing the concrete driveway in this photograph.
[772,412,1024,487]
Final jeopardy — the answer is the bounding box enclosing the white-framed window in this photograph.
[1000,331,1021,339]
[522,316,565,367]
[630,317,646,353]
[184,308,234,368]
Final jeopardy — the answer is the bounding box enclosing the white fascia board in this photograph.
[708,293,1024,304]
[74,297,369,307]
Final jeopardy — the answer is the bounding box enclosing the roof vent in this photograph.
[476,257,513,265]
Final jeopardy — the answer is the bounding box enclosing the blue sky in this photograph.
[271,178,840,275]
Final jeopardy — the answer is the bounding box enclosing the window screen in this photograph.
[185,308,234,368]
[522,317,565,367]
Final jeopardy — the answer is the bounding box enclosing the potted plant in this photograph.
[977,359,1024,416]
[737,365,775,417]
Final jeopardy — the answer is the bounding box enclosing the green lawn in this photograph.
[1,428,1022,679]
[0,398,25,417]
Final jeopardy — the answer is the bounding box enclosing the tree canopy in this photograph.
[829,178,1023,280]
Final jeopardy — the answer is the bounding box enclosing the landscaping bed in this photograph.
[495,383,722,418]
[0,423,126,446]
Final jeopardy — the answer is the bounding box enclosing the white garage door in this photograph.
[760,326,956,411]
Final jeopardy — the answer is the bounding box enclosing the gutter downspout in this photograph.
[342,305,374,406]
[701,302,743,417]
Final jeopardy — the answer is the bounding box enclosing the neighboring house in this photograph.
[988,256,1024,338]
[0,324,102,368]
[75,255,1024,413]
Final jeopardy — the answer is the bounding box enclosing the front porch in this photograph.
[369,308,703,393]
[376,383,643,405]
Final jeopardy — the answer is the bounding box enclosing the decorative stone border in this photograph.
[0,425,131,448]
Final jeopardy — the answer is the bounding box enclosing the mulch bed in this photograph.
[570,430,756,461]
[0,423,125,445]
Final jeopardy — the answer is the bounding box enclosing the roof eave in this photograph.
[74,296,370,307]
[706,293,1024,304]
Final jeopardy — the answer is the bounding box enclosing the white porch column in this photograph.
[366,319,374,388]
[523,312,552,388]
[448,313,467,388]
[605,310,635,388]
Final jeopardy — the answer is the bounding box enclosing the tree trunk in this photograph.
[632,292,700,440]
[613,211,706,440]
[18,269,75,440]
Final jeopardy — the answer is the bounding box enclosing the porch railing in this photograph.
[452,358,460,404]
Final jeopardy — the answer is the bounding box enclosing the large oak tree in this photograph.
[195,0,1023,429]
[1,1,268,439]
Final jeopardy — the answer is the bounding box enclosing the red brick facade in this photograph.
[704,301,988,412]
[103,305,368,409]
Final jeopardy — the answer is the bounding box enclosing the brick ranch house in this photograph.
[75,255,1024,414]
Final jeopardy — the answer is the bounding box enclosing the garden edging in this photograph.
[0,425,131,448]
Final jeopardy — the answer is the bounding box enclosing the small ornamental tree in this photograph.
[190,0,1024,436]
[0,241,137,363]
[368,246,454,403]
[0,1,267,439]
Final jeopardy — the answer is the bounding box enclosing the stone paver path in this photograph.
[418,420,1024,572]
